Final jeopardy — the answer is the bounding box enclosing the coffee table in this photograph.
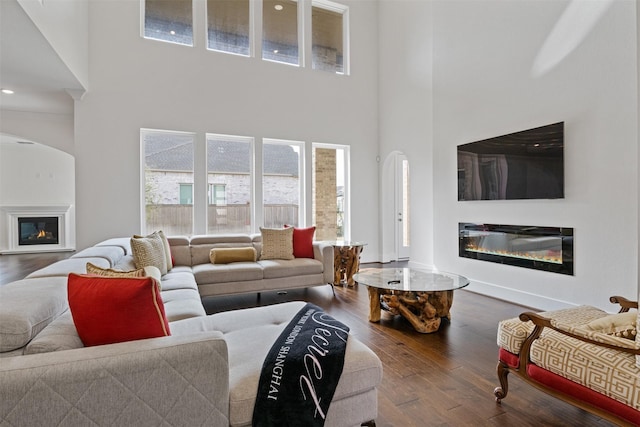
[353,268,470,333]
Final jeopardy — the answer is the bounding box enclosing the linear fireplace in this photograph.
[459,223,574,275]
[18,216,59,245]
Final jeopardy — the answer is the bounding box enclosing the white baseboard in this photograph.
[466,279,578,311]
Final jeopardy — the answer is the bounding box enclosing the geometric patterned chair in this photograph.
[495,296,640,425]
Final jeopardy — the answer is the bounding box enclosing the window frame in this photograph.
[311,0,349,75]
[262,138,306,228]
[312,142,350,241]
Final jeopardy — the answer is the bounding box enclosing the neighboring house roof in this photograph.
[143,132,299,176]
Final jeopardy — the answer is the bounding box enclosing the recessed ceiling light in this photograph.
[274,4,283,11]
[1,89,14,94]
[170,30,176,35]
[273,49,279,54]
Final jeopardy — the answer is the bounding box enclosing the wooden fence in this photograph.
[145,204,299,235]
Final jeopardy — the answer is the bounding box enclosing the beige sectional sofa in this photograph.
[0,235,382,426]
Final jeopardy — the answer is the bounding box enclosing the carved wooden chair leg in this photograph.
[361,421,376,427]
[494,360,510,403]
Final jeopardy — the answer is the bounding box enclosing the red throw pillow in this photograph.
[285,225,316,258]
[67,273,170,347]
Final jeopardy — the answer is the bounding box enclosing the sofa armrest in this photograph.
[314,241,335,284]
[0,333,230,426]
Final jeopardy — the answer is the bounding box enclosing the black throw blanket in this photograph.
[252,303,350,427]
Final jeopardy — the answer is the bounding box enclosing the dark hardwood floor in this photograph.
[2,255,615,426]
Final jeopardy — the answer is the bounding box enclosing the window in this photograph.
[312,1,348,73]
[142,129,195,235]
[262,0,299,65]
[210,184,227,205]
[263,139,303,228]
[207,0,251,55]
[312,144,349,241]
[206,133,253,233]
[179,183,193,204]
[143,0,194,46]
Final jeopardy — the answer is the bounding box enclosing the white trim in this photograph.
[1,205,74,254]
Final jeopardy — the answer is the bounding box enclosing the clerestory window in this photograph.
[207,0,251,56]
[143,0,194,46]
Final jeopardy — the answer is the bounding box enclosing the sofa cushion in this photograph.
[210,247,257,264]
[95,237,133,255]
[258,258,323,279]
[161,270,199,291]
[0,277,69,352]
[25,257,111,278]
[161,289,207,322]
[24,310,84,354]
[199,302,382,427]
[71,245,126,265]
[259,227,294,260]
[168,236,191,266]
[193,263,264,285]
[497,305,608,355]
[131,231,168,274]
[68,274,170,346]
[530,328,640,410]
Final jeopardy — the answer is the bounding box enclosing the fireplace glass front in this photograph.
[18,217,60,246]
[459,223,573,275]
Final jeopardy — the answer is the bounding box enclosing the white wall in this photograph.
[379,0,639,311]
[0,111,74,155]
[75,0,380,255]
[378,0,434,265]
[0,140,76,250]
[434,0,638,311]
[17,0,89,89]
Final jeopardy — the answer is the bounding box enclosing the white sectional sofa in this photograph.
[0,235,382,426]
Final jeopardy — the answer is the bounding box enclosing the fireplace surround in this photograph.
[0,205,75,254]
[459,223,574,275]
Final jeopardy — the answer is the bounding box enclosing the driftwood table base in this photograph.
[333,244,365,287]
[367,287,454,333]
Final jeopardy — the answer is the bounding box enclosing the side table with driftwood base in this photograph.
[327,241,367,287]
[354,268,469,334]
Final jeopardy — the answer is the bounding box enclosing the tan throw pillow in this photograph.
[583,311,638,334]
[158,230,173,270]
[210,247,257,264]
[131,232,168,274]
[86,263,163,290]
[259,227,294,260]
[86,262,145,277]
[584,311,637,340]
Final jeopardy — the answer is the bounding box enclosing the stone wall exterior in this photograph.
[314,148,337,240]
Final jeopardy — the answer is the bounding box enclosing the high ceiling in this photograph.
[0,0,83,116]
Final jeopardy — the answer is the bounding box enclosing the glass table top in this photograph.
[352,268,470,292]
[323,241,367,247]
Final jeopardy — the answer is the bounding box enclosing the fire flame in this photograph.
[465,244,562,264]
[37,230,46,238]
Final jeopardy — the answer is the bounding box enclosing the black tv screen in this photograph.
[457,122,564,201]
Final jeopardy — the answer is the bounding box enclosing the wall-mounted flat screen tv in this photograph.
[457,122,564,201]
